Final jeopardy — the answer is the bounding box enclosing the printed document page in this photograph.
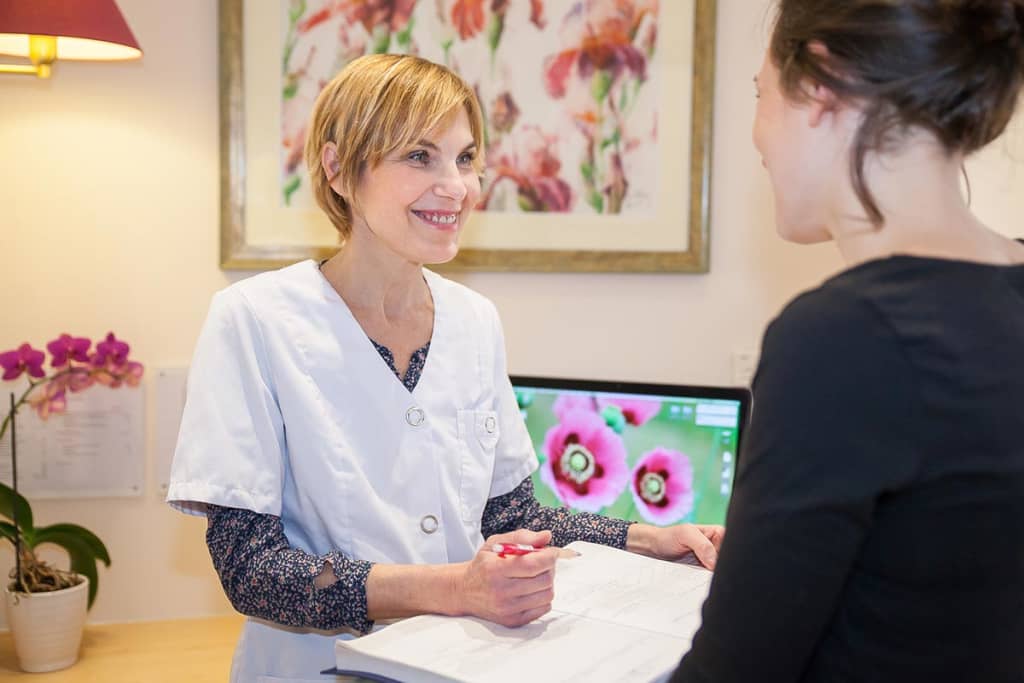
[333,541,712,683]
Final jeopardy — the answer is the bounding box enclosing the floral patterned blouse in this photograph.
[205,340,633,634]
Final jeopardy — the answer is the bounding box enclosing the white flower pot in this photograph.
[4,576,89,673]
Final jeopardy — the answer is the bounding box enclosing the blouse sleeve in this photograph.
[205,504,375,634]
[481,476,633,549]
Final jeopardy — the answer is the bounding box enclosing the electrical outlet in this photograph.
[731,349,759,387]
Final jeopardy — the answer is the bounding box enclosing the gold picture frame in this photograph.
[219,0,716,272]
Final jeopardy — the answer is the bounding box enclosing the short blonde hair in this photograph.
[304,54,486,238]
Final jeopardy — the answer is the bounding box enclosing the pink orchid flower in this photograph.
[46,334,92,368]
[0,344,46,381]
[92,332,130,368]
[540,409,629,512]
[1,333,144,441]
[630,447,694,525]
[28,382,67,419]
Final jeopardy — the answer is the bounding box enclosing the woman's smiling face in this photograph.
[348,108,481,265]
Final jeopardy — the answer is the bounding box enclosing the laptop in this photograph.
[510,375,751,526]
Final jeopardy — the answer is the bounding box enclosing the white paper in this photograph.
[334,541,712,683]
[0,384,145,498]
[152,367,188,495]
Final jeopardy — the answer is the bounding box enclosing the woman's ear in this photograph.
[321,142,342,181]
[321,142,347,200]
[804,41,840,128]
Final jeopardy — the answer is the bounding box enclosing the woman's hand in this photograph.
[455,528,560,628]
[626,523,725,569]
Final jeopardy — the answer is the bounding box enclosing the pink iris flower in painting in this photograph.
[344,0,417,35]
[630,447,694,525]
[542,0,655,100]
[596,396,661,426]
[480,125,573,212]
[449,0,546,43]
[298,0,416,36]
[540,410,629,512]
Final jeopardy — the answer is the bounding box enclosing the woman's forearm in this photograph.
[365,561,466,620]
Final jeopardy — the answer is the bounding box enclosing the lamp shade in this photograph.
[0,0,142,61]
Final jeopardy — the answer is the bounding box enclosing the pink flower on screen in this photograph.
[597,397,661,426]
[552,393,597,421]
[630,447,694,525]
[540,410,629,512]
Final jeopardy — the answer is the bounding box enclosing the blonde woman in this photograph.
[168,54,722,682]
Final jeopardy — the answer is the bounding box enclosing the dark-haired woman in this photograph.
[673,2,1024,681]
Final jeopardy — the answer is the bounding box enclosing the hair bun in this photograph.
[959,1,1024,51]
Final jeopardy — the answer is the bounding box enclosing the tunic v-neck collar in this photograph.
[308,259,442,396]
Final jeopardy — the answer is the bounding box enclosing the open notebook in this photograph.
[327,542,712,683]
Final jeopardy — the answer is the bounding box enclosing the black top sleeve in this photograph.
[672,287,921,682]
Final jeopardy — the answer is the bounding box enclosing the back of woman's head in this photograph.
[304,53,485,238]
[771,0,1024,223]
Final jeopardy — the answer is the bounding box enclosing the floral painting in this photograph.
[280,0,660,216]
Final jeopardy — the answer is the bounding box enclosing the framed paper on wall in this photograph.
[219,0,716,272]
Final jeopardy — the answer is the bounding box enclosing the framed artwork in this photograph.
[219,0,716,272]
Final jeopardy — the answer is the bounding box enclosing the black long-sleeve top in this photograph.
[673,254,1024,682]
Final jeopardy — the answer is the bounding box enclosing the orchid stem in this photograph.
[0,380,41,443]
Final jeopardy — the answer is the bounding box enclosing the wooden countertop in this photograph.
[0,614,245,682]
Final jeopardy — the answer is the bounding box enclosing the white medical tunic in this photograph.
[167,260,537,682]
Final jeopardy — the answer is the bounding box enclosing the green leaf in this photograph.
[580,161,595,185]
[372,26,391,54]
[0,482,33,535]
[283,175,301,205]
[35,524,110,566]
[0,520,17,544]
[396,16,415,49]
[33,530,102,609]
[288,0,307,24]
[600,129,621,152]
[487,14,504,54]
[591,70,613,103]
[587,190,605,213]
[282,79,299,100]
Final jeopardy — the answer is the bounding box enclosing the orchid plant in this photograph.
[0,332,143,608]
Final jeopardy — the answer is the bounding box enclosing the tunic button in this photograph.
[405,406,425,427]
[484,416,497,433]
[420,514,439,534]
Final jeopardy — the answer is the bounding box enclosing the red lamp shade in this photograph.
[0,0,142,62]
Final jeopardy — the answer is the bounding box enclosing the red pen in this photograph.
[491,543,539,558]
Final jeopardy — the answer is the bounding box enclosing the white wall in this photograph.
[0,0,1021,626]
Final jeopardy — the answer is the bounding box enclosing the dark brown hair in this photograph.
[771,0,1024,224]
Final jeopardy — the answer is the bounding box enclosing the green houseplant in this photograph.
[0,333,142,671]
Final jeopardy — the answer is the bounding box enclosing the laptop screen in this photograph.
[510,376,751,526]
